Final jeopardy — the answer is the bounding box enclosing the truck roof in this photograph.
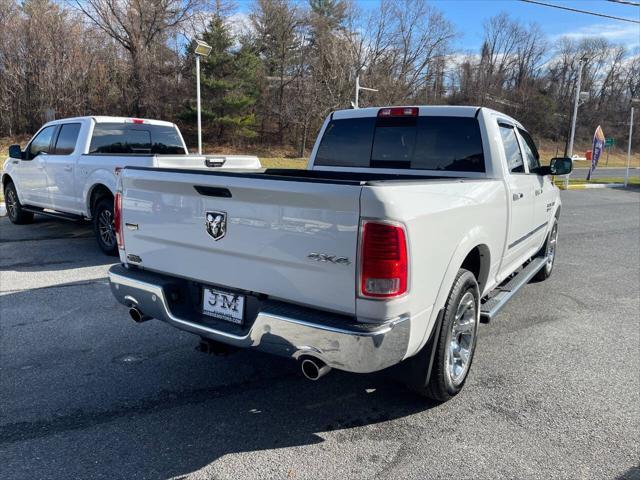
[331,105,523,128]
[42,116,177,128]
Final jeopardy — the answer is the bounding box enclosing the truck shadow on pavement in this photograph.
[0,279,436,479]
[0,216,115,272]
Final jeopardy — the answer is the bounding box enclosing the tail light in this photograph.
[359,221,408,298]
[114,192,124,249]
[378,107,418,117]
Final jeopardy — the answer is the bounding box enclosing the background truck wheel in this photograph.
[4,182,34,224]
[532,218,558,282]
[406,269,480,402]
[93,197,118,256]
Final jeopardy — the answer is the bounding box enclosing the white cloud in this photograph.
[553,23,640,47]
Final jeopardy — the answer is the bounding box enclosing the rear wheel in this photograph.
[406,269,480,402]
[4,182,34,224]
[92,197,117,256]
[532,218,558,282]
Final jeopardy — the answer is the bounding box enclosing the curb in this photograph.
[557,183,626,190]
[0,202,5,217]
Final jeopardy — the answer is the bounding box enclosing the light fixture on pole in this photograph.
[352,66,378,109]
[566,56,588,188]
[194,39,212,155]
[625,98,640,187]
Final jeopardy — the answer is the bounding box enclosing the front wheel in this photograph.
[92,197,118,256]
[4,182,34,224]
[532,218,558,282]
[406,269,480,402]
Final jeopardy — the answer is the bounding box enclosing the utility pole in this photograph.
[352,68,378,109]
[625,99,639,187]
[566,56,587,188]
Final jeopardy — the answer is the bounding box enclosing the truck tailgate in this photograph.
[119,168,362,314]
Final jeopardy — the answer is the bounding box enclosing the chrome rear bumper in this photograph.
[108,265,410,373]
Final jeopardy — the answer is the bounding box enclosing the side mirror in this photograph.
[536,157,573,176]
[9,144,23,160]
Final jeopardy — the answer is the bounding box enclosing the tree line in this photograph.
[1,0,638,155]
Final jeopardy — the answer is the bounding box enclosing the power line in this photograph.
[607,0,640,6]
[519,0,640,24]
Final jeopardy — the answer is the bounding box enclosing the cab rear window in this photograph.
[315,115,485,172]
[89,123,186,155]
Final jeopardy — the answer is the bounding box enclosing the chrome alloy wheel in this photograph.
[98,209,116,248]
[545,222,558,273]
[445,291,477,387]
[5,188,17,220]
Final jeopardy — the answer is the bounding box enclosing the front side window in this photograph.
[53,123,81,155]
[499,124,525,173]
[28,126,56,158]
[315,115,485,172]
[89,123,186,155]
[518,128,540,172]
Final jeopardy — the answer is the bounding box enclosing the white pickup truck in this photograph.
[2,116,260,254]
[108,106,572,402]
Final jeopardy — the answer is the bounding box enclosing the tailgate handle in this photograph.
[205,157,226,168]
[194,185,232,198]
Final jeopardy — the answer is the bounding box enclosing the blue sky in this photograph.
[234,0,640,52]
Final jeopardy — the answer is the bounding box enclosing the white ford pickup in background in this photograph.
[108,106,572,402]
[2,116,260,254]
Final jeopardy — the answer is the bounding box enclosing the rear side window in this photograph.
[53,123,81,155]
[315,115,485,172]
[499,124,525,173]
[89,123,186,154]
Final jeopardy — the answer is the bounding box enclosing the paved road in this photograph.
[570,166,639,180]
[1,189,639,480]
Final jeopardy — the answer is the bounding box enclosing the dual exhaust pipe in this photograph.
[127,306,331,381]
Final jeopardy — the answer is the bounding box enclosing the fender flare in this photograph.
[83,170,117,217]
[411,226,492,357]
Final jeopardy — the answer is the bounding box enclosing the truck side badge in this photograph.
[205,211,227,241]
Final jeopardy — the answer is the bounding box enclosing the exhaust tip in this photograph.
[301,357,331,381]
[129,307,150,323]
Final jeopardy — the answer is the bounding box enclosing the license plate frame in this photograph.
[202,287,245,325]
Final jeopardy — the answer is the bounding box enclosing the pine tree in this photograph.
[182,13,260,144]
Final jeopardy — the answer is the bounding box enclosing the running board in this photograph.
[480,257,547,323]
[22,206,84,222]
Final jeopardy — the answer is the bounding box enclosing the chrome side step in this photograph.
[480,257,547,323]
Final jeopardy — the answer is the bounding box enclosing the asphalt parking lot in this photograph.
[1,188,638,480]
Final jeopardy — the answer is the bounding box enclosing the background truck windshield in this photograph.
[315,115,485,172]
[89,123,186,155]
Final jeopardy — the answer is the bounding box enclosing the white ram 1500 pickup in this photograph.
[107,106,572,401]
[2,116,260,254]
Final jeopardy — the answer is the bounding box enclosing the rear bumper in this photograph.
[108,265,411,373]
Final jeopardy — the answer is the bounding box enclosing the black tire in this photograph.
[92,197,118,256]
[406,269,480,402]
[532,218,558,282]
[4,182,34,224]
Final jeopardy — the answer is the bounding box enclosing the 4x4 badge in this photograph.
[205,211,227,241]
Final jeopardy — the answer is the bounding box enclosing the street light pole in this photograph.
[566,57,586,188]
[625,100,639,187]
[193,39,212,155]
[353,68,378,109]
[196,54,202,155]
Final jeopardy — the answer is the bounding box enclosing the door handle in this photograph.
[64,165,73,172]
[12,160,19,164]
[512,192,524,201]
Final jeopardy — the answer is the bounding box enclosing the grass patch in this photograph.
[259,157,307,169]
[554,176,640,186]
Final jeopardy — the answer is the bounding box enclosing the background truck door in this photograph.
[45,123,82,213]
[499,123,538,274]
[18,125,56,206]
